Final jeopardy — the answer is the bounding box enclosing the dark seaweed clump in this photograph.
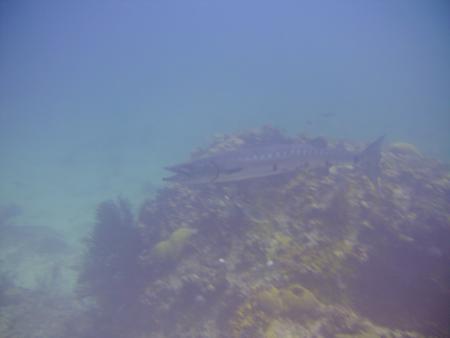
[78,199,146,338]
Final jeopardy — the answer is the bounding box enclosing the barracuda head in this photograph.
[163,159,220,184]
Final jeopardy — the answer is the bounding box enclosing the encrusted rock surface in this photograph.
[135,127,450,338]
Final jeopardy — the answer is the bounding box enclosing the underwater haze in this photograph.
[0,1,449,337]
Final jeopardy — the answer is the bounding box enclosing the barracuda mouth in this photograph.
[164,165,191,175]
[162,174,186,182]
[164,159,222,184]
[163,168,193,182]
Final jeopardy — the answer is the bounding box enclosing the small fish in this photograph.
[164,136,384,185]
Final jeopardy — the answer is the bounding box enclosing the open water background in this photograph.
[0,0,449,299]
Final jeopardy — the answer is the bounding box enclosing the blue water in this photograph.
[0,0,449,334]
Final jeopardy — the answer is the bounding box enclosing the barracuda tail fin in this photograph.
[354,136,385,185]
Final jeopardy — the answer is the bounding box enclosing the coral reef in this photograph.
[78,126,450,338]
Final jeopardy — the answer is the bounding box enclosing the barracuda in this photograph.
[164,136,384,184]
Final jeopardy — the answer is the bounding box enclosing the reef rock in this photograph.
[89,127,450,338]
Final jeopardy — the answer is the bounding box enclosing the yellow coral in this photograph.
[264,319,303,338]
[267,232,292,261]
[255,287,283,315]
[389,143,422,157]
[231,284,323,338]
[152,227,196,261]
[279,285,321,318]
[231,301,268,337]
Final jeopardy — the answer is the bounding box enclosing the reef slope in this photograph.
[133,127,449,338]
